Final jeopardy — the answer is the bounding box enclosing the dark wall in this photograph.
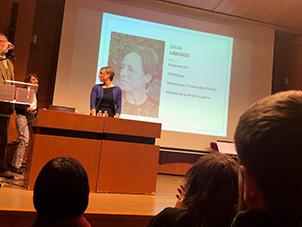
[27,0,65,108]
[273,32,302,93]
[0,0,65,108]
[0,0,36,82]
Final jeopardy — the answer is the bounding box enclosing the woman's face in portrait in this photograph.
[120,52,150,91]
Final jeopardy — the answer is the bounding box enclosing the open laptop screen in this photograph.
[216,140,237,155]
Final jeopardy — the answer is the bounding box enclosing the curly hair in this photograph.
[177,153,238,227]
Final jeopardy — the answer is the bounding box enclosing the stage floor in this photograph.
[0,174,183,216]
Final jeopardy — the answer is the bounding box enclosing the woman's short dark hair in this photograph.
[25,72,39,83]
[33,156,90,219]
[178,153,238,227]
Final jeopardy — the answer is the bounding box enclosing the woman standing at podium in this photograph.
[90,66,122,118]
[10,73,39,173]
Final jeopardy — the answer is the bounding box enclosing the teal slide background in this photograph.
[96,12,233,136]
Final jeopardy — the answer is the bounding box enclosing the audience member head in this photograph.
[179,153,238,226]
[235,90,302,218]
[33,156,90,219]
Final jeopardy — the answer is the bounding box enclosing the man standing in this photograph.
[0,33,15,172]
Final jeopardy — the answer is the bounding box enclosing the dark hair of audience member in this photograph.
[25,72,39,83]
[33,156,90,220]
[177,153,238,227]
[235,90,302,218]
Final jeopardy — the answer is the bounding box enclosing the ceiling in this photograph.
[161,0,302,35]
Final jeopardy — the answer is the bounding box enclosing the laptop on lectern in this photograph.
[216,140,237,155]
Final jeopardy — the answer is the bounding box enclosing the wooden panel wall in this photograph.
[283,36,302,90]
[0,0,37,81]
[1,0,64,108]
[27,0,65,108]
[0,0,13,34]
[273,34,302,92]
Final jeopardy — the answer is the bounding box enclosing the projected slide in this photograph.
[96,12,233,136]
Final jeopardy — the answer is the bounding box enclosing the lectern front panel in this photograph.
[27,134,102,192]
[97,140,159,194]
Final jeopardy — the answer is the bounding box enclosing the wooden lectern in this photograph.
[26,109,161,194]
[0,82,37,170]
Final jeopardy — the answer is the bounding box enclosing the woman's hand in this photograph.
[114,113,120,118]
[26,107,37,114]
[175,184,185,208]
[90,109,96,116]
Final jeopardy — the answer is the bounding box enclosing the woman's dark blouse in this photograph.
[90,84,122,116]
[98,87,115,116]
